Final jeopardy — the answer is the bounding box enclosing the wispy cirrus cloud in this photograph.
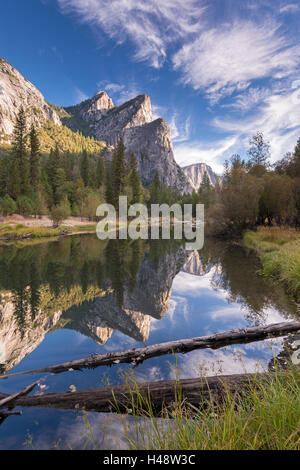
[57,0,206,68]
[172,20,300,103]
[174,136,237,174]
[213,83,300,162]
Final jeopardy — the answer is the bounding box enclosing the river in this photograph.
[0,234,297,449]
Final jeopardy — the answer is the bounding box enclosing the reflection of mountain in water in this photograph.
[62,247,188,343]
[0,236,298,373]
[182,250,213,277]
[0,237,187,371]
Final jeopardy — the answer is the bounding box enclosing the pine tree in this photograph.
[247,132,270,167]
[129,153,142,204]
[12,106,29,194]
[112,137,126,206]
[8,160,21,200]
[96,156,104,188]
[105,164,114,205]
[29,125,40,192]
[80,149,90,186]
[46,144,61,205]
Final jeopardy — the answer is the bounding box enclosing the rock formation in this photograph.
[68,92,192,193]
[183,163,220,191]
[0,59,61,139]
[63,246,189,342]
[182,250,213,277]
[0,292,62,373]
[0,58,192,192]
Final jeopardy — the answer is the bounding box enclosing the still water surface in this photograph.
[0,234,297,449]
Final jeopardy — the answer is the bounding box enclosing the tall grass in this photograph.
[0,224,96,240]
[243,227,300,300]
[120,369,300,450]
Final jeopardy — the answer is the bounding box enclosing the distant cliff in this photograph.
[0,58,193,193]
[183,163,220,191]
[67,92,192,193]
[0,59,61,139]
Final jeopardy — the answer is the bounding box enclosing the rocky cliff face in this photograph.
[69,92,192,193]
[0,58,192,193]
[0,59,61,139]
[183,163,220,191]
[63,245,189,343]
[182,250,213,277]
[0,292,62,373]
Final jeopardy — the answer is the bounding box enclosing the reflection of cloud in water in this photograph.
[30,412,165,450]
[177,337,284,378]
[172,271,224,298]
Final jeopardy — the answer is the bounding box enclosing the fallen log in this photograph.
[0,410,22,425]
[0,380,40,408]
[0,371,286,416]
[0,321,299,380]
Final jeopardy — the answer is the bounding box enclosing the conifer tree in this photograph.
[112,137,126,206]
[80,149,90,186]
[29,125,40,192]
[12,106,29,194]
[129,152,142,204]
[96,156,104,188]
[105,164,114,205]
[247,132,270,167]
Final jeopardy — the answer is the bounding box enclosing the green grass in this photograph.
[243,227,300,300]
[74,368,300,451]
[0,223,97,241]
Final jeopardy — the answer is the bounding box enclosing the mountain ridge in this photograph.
[0,59,194,192]
[183,162,221,191]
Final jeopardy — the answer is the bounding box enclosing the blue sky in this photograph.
[1,0,300,173]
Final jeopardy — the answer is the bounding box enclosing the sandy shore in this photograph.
[0,215,95,228]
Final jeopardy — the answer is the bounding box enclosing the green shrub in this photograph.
[0,194,17,215]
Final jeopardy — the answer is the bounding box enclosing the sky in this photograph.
[1,0,300,174]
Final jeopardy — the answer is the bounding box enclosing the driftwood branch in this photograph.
[0,372,280,417]
[0,321,299,380]
[0,381,40,409]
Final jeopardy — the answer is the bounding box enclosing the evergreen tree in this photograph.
[12,106,29,194]
[112,137,126,206]
[8,160,21,200]
[29,125,40,192]
[80,149,90,186]
[129,152,142,204]
[105,164,114,205]
[96,156,104,188]
[247,132,270,167]
[46,144,61,205]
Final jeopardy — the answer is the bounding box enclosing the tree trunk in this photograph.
[1,321,299,380]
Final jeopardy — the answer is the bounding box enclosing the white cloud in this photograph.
[169,114,191,143]
[279,3,300,14]
[224,87,271,112]
[58,0,205,68]
[172,20,300,103]
[174,136,237,174]
[213,84,300,162]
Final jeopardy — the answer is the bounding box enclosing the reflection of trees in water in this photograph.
[0,236,181,325]
[201,241,297,325]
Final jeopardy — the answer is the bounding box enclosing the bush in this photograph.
[50,198,71,227]
[0,194,17,215]
[17,196,34,216]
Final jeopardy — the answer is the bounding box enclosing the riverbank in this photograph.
[243,227,300,301]
[0,215,96,241]
[121,368,300,450]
